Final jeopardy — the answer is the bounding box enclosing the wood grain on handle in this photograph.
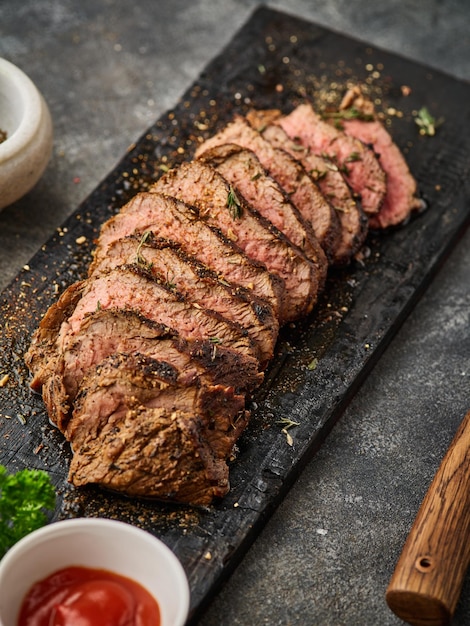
[386,409,470,626]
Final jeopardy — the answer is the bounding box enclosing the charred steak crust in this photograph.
[67,352,248,466]
[69,406,231,505]
[69,408,229,506]
[152,160,321,324]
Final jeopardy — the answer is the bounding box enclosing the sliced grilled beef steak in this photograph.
[25,80,420,507]
[91,191,284,318]
[198,142,328,279]
[153,160,321,324]
[91,233,278,367]
[247,113,369,264]
[277,102,387,215]
[194,115,340,262]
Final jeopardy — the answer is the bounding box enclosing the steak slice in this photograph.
[67,353,249,504]
[198,142,328,279]
[343,117,422,227]
[25,279,85,392]
[91,191,284,318]
[67,352,248,463]
[247,114,369,265]
[276,102,387,215]
[91,233,278,367]
[337,89,423,228]
[195,115,341,262]
[153,160,321,324]
[69,406,230,505]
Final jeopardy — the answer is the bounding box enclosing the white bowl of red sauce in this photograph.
[0,517,190,626]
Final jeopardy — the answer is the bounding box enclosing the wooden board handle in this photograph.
[386,409,470,625]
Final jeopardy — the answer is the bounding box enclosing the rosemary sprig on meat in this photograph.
[227,185,242,219]
[135,230,154,270]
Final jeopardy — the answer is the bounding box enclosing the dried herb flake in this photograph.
[414,107,442,136]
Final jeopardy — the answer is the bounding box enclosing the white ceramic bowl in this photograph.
[0,518,190,626]
[0,57,53,211]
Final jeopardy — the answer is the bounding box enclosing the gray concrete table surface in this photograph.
[1,1,469,624]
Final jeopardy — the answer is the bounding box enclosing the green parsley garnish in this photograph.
[0,465,56,557]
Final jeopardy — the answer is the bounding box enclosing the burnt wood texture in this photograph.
[1,7,470,623]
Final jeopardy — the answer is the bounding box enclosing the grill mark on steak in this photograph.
[91,233,278,367]
[152,160,321,324]
[277,102,387,215]
[194,114,341,263]
[250,117,369,264]
[198,142,328,280]
[91,191,284,318]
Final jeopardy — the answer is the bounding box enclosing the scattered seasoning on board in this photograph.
[0,374,10,387]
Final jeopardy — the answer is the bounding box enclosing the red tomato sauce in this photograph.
[17,566,160,626]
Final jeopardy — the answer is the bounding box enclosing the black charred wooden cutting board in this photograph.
[1,7,470,623]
